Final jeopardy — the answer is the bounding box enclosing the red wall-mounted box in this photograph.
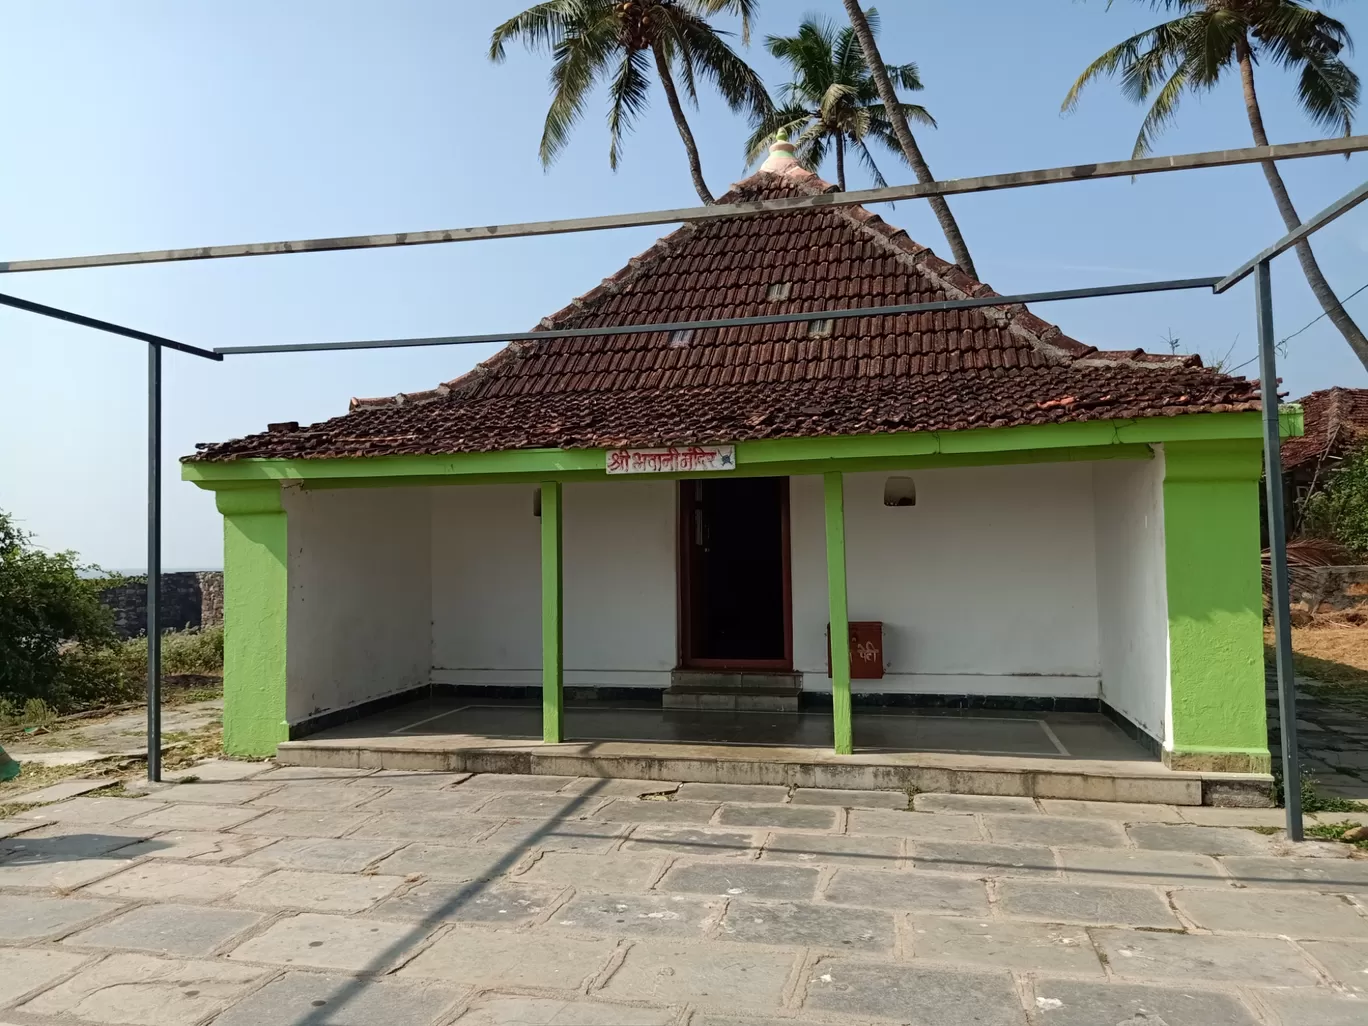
[827,621,884,680]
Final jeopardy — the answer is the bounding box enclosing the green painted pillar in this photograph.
[541,480,564,743]
[217,487,289,757]
[824,472,853,755]
[1162,440,1270,773]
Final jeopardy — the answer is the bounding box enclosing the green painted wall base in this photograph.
[1162,440,1270,771]
[218,487,289,757]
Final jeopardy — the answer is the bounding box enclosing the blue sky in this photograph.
[2,0,1366,570]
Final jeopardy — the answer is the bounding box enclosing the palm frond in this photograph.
[867,102,936,130]
[537,15,618,166]
[667,7,771,118]
[1131,56,1193,158]
[883,61,923,92]
[693,0,760,46]
[1062,17,1184,113]
[606,47,653,169]
[744,104,813,166]
[1296,50,1360,136]
[852,136,890,188]
[489,0,587,62]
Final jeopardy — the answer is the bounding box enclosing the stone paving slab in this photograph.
[369,879,566,926]
[1258,991,1368,1026]
[0,815,49,837]
[13,796,169,826]
[479,819,626,855]
[596,939,796,1011]
[515,851,662,891]
[355,789,487,815]
[237,836,399,873]
[721,899,895,952]
[248,783,389,810]
[226,912,427,971]
[981,814,1128,849]
[1036,799,1183,821]
[231,808,375,838]
[676,783,789,804]
[1178,806,1296,827]
[1173,887,1368,939]
[1030,979,1260,1026]
[373,842,515,880]
[210,971,464,1026]
[658,861,818,900]
[910,840,1059,878]
[804,957,1026,1025]
[0,854,133,890]
[1057,847,1227,888]
[1220,855,1368,892]
[21,951,267,1026]
[1091,929,1321,986]
[63,903,264,957]
[455,994,677,1026]
[0,894,122,942]
[350,811,500,843]
[167,759,270,783]
[1299,939,1368,993]
[907,915,1101,975]
[232,869,406,913]
[400,927,617,989]
[1,823,153,861]
[914,793,1038,815]
[593,798,719,826]
[846,809,982,840]
[1127,823,1275,856]
[477,793,612,820]
[113,830,276,863]
[82,861,266,903]
[760,831,902,869]
[552,892,721,939]
[127,803,265,832]
[621,826,757,859]
[823,867,991,916]
[362,769,472,789]
[994,880,1181,928]
[557,776,679,797]
[453,773,579,793]
[715,804,838,832]
[9,778,112,804]
[0,947,91,1006]
[152,782,280,805]
[791,787,908,809]
[250,765,375,782]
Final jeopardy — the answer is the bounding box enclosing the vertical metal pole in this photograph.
[147,342,162,782]
[1256,261,1301,840]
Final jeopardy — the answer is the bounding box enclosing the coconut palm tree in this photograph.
[840,0,978,278]
[744,11,935,192]
[489,0,771,204]
[1064,0,1367,371]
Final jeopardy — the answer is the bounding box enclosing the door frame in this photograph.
[676,476,793,671]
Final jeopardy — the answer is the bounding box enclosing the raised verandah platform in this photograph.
[273,697,1268,807]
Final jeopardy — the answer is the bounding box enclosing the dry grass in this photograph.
[1267,624,1368,689]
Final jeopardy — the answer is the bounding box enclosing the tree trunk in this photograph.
[835,134,846,191]
[1236,37,1368,372]
[652,44,714,205]
[840,0,978,278]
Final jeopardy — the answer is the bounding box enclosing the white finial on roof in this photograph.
[760,129,799,173]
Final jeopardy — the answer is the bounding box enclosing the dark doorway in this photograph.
[679,477,791,668]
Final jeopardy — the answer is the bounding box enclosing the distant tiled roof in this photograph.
[188,150,1261,463]
[1283,387,1368,471]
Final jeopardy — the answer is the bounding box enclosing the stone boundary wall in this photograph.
[1285,565,1368,622]
[98,571,224,639]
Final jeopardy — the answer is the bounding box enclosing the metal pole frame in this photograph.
[147,343,163,782]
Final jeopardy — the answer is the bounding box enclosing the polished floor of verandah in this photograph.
[301,696,1157,762]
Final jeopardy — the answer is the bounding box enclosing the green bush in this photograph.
[0,510,118,711]
[1301,444,1368,558]
[114,626,224,680]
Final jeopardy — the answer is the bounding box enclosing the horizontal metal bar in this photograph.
[5,137,1367,275]
[1215,178,1368,293]
[0,291,223,360]
[217,277,1220,355]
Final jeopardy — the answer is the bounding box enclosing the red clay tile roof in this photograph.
[1282,387,1368,471]
[187,155,1261,462]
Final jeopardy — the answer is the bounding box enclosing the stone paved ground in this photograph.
[3,767,1368,1026]
[1273,671,1368,801]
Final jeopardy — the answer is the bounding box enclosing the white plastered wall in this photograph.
[284,485,432,724]
[790,465,1103,696]
[1092,450,1171,745]
[430,480,677,687]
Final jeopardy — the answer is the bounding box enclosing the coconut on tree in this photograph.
[744,10,935,193]
[489,0,771,204]
[1064,0,1366,371]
